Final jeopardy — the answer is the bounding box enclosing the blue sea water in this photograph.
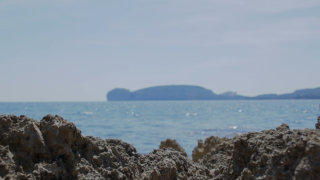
[1,100,319,155]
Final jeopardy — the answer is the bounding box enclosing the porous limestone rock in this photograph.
[159,139,187,157]
[193,123,320,179]
[1,114,320,179]
[315,116,320,129]
[141,148,212,179]
[0,115,209,179]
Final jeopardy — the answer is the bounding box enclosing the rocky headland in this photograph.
[1,114,320,179]
[107,85,320,101]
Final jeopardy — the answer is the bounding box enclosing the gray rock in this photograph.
[1,114,320,179]
[315,116,320,129]
[159,139,187,157]
[0,115,209,179]
[193,123,320,179]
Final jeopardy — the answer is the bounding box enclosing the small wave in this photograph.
[228,126,238,130]
[82,111,93,115]
[186,112,198,117]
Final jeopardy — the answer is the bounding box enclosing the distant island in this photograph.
[106,85,320,101]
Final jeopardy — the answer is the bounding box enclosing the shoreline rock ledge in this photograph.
[1,115,320,179]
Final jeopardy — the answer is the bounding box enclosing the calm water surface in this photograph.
[1,100,319,155]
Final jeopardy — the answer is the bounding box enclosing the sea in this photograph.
[1,100,319,155]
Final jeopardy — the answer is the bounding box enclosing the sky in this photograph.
[0,0,320,101]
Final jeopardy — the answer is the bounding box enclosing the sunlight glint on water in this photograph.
[1,100,319,155]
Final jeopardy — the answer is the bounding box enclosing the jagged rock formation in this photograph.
[159,139,187,157]
[316,116,320,129]
[193,123,320,179]
[0,115,211,179]
[1,114,320,179]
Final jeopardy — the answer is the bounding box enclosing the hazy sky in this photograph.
[1,0,320,101]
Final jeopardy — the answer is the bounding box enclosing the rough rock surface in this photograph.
[315,116,320,129]
[1,114,320,179]
[159,139,187,157]
[193,122,320,179]
[0,115,210,179]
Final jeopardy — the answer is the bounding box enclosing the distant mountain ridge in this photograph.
[253,87,320,100]
[107,85,320,101]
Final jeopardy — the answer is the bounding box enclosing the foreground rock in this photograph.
[193,123,320,179]
[1,114,320,179]
[159,139,188,157]
[0,115,211,179]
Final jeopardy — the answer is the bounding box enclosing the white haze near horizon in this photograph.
[0,0,320,101]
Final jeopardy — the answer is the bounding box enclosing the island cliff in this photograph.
[107,85,219,101]
[107,85,320,101]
